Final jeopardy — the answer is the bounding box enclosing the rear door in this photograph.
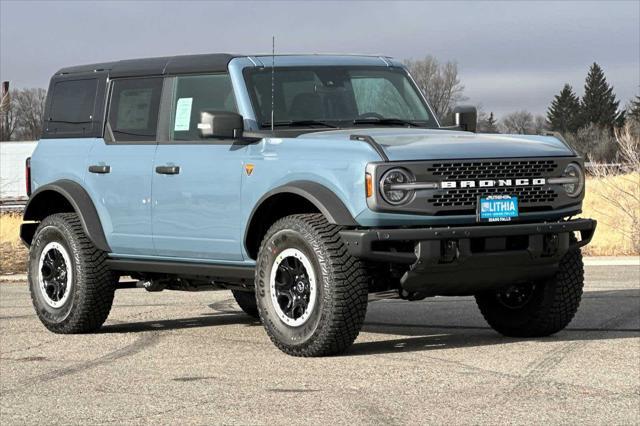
[151,73,246,261]
[84,77,163,255]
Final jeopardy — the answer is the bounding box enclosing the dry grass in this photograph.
[0,212,28,274]
[583,123,640,256]
[0,173,638,274]
[581,173,640,256]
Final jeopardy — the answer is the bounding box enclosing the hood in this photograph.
[302,128,575,161]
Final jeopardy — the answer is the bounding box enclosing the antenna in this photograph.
[271,35,275,133]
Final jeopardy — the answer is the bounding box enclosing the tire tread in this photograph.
[256,214,369,356]
[29,213,115,333]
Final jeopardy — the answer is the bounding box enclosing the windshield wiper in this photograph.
[352,117,423,127]
[262,120,338,129]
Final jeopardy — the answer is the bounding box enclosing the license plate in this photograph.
[477,195,519,222]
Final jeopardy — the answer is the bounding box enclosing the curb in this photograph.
[583,257,639,266]
[0,273,27,282]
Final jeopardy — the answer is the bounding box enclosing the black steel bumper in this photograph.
[340,218,597,297]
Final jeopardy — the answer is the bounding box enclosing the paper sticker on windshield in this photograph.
[174,98,193,131]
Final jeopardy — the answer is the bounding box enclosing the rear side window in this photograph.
[49,79,98,123]
[107,78,163,142]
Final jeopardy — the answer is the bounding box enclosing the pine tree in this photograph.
[485,112,499,133]
[628,95,640,122]
[581,63,620,130]
[546,84,581,134]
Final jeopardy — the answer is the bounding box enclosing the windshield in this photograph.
[243,66,438,128]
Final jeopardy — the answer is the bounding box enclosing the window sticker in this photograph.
[174,97,193,131]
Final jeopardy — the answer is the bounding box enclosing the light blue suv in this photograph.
[22,54,596,356]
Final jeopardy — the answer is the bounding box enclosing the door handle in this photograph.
[88,165,111,174]
[155,165,180,175]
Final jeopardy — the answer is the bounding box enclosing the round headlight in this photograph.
[563,163,584,197]
[380,168,414,205]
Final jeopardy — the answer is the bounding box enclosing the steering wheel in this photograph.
[355,112,385,120]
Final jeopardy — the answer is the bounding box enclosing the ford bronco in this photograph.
[22,54,596,356]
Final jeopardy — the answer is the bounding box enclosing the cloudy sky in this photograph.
[1,0,638,118]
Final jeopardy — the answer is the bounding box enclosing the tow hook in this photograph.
[442,240,458,263]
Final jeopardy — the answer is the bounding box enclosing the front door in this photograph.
[84,77,163,255]
[151,74,245,261]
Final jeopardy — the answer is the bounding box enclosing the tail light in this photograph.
[25,157,32,196]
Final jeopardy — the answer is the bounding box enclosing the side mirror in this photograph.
[453,105,477,133]
[198,111,244,139]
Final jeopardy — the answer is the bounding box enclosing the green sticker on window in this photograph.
[174,97,193,131]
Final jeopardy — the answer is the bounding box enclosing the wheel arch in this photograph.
[244,181,358,260]
[21,180,110,252]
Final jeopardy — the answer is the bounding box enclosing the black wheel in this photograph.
[475,244,584,337]
[28,213,116,333]
[231,290,259,318]
[255,214,369,357]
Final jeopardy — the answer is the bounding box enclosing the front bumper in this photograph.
[340,218,596,297]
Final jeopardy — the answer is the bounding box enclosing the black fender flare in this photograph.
[250,180,358,226]
[244,181,358,255]
[21,180,111,252]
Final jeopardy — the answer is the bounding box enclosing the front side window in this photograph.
[244,66,437,128]
[107,78,163,142]
[170,74,237,140]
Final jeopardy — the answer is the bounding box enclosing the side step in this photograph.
[106,258,255,281]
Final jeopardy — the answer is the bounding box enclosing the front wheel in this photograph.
[475,245,584,337]
[255,214,369,357]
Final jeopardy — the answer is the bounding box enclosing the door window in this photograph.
[170,74,237,141]
[107,78,163,142]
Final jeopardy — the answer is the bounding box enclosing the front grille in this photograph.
[428,186,558,208]
[428,160,557,180]
[422,159,561,214]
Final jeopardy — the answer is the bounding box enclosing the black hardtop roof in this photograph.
[54,53,396,79]
[55,53,238,78]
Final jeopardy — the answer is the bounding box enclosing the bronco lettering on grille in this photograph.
[440,178,546,189]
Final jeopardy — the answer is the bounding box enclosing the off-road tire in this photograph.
[231,290,259,318]
[255,214,369,357]
[475,244,584,337]
[28,213,116,333]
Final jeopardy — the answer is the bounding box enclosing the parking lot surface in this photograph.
[1,263,639,425]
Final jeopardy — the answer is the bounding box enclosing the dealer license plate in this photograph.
[477,195,519,222]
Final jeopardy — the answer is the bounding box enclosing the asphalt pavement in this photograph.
[1,262,638,425]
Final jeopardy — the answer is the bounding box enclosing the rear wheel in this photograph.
[28,213,116,333]
[475,244,584,337]
[231,290,259,318]
[255,214,369,357]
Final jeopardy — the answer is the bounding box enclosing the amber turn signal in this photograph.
[365,173,373,198]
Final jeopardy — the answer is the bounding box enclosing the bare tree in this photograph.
[475,104,500,133]
[500,110,534,134]
[405,56,466,124]
[0,91,19,141]
[564,123,618,162]
[533,115,548,134]
[13,88,47,140]
[0,88,47,141]
[589,123,640,253]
